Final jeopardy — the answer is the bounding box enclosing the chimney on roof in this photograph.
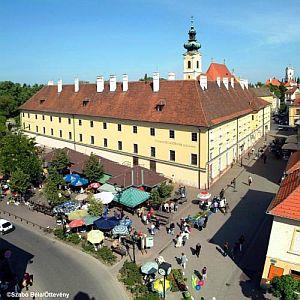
[223,77,229,90]
[230,77,234,88]
[47,80,54,86]
[168,72,176,81]
[216,77,221,87]
[244,79,249,89]
[74,77,79,93]
[109,75,117,92]
[122,74,128,92]
[57,79,62,93]
[153,72,160,92]
[199,75,207,90]
[96,76,104,92]
[239,79,246,90]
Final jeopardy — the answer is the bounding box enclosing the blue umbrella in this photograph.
[93,217,120,231]
[70,177,89,187]
[112,225,129,235]
[64,174,80,183]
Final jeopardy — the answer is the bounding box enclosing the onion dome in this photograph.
[184,18,201,52]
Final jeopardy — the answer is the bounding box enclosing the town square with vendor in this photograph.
[0,1,300,300]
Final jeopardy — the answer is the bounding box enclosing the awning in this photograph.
[282,143,299,151]
[113,187,150,208]
[98,173,112,184]
[98,183,117,194]
[285,135,297,143]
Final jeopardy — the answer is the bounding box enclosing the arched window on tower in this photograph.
[187,61,191,69]
[197,61,199,69]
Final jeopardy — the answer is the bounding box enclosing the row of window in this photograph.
[31,124,198,165]
[23,114,199,141]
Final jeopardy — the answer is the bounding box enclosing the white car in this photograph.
[0,219,14,234]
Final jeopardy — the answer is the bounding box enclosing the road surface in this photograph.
[1,222,128,300]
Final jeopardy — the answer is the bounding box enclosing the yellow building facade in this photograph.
[289,100,300,126]
[21,97,270,189]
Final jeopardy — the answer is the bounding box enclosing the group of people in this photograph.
[223,235,245,258]
[175,220,192,247]
[162,201,179,213]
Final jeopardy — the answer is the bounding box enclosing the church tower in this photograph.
[183,18,202,80]
[285,66,295,82]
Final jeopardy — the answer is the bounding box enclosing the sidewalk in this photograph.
[0,201,56,229]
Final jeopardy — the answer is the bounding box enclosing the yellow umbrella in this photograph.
[87,230,104,244]
[67,210,89,221]
[153,278,171,293]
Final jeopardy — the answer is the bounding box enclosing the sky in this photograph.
[0,0,300,84]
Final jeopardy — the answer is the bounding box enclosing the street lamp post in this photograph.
[158,262,172,299]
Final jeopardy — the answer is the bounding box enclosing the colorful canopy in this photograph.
[141,261,158,275]
[69,219,85,228]
[113,187,150,208]
[53,201,80,214]
[87,230,104,244]
[75,193,88,201]
[112,225,129,236]
[67,209,89,221]
[94,192,114,204]
[197,191,211,200]
[98,183,117,194]
[70,177,89,187]
[152,278,171,294]
[82,215,100,226]
[89,182,101,189]
[93,217,120,231]
[98,174,112,184]
[64,174,80,183]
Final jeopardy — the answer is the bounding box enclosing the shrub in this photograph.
[97,246,117,265]
[66,233,81,244]
[269,275,300,300]
[53,228,66,240]
[81,240,95,253]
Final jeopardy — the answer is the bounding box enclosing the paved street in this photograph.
[156,135,287,300]
[1,223,129,300]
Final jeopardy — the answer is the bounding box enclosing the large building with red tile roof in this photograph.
[261,152,300,286]
[20,24,271,189]
[265,77,282,87]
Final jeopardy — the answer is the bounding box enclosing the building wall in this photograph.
[183,52,202,80]
[260,95,279,112]
[289,105,300,126]
[21,104,271,189]
[261,216,300,287]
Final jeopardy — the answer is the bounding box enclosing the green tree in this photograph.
[157,181,174,199]
[139,74,153,82]
[83,154,104,182]
[0,133,42,183]
[269,275,300,300]
[51,149,70,173]
[256,81,264,87]
[88,195,103,216]
[43,167,66,206]
[10,168,31,197]
[149,189,161,206]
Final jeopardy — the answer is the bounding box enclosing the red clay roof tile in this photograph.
[20,80,270,128]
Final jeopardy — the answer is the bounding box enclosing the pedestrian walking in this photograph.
[180,253,188,271]
[238,235,245,252]
[219,188,225,199]
[174,202,179,212]
[155,218,160,231]
[263,154,267,164]
[201,267,207,281]
[203,215,208,228]
[248,175,253,186]
[212,200,219,213]
[175,234,183,248]
[223,241,229,257]
[195,243,201,258]
[150,223,155,235]
[169,222,175,235]
[231,178,236,191]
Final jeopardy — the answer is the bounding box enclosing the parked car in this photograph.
[0,219,14,235]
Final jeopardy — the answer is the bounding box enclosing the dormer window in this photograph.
[155,100,166,112]
[39,99,45,104]
[83,98,90,107]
